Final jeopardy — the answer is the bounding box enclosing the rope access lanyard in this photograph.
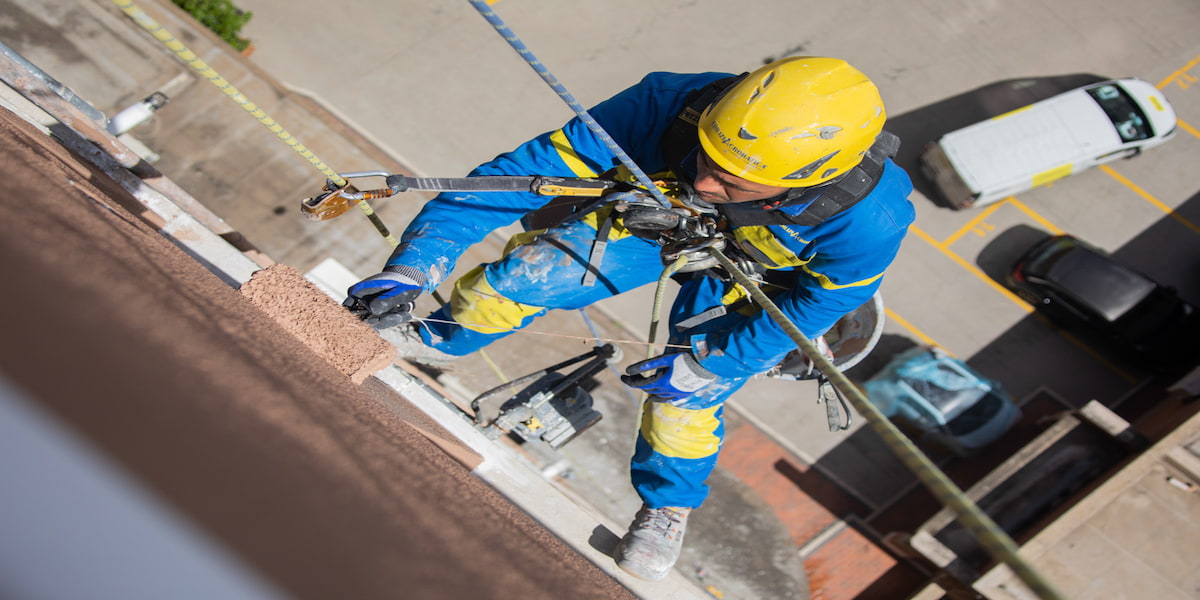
[706,247,1067,600]
[109,0,398,248]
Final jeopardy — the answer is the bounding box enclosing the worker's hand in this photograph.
[344,266,425,329]
[621,351,716,402]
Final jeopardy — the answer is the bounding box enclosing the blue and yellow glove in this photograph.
[621,352,716,402]
[344,265,426,329]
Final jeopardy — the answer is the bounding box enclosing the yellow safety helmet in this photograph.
[698,57,886,187]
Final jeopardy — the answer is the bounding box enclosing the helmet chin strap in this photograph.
[755,176,843,210]
[744,127,901,212]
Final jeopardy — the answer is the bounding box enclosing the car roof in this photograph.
[939,78,1176,195]
[1042,242,1157,322]
[941,86,1116,193]
[870,348,995,419]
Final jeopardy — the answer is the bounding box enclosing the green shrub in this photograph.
[172,0,253,51]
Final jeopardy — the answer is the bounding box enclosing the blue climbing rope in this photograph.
[465,0,672,209]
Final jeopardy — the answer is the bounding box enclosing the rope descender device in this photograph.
[607,183,729,273]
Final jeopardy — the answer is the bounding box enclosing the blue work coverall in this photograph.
[386,71,915,509]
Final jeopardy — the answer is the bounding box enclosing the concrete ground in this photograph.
[8,0,1200,598]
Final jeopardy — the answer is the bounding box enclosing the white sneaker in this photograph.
[614,505,691,581]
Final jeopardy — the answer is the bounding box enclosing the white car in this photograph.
[921,78,1177,209]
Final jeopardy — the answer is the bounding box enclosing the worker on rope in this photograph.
[346,56,915,581]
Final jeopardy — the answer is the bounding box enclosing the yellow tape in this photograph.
[640,402,722,460]
[1032,164,1073,188]
[110,0,398,247]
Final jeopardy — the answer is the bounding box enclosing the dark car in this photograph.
[1008,234,1200,367]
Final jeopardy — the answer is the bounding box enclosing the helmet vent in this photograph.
[738,127,758,140]
[861,106,884,128]
[783,150,840,180]
[746,72,776,105]
[818,126,842,139]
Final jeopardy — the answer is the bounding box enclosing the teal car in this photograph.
[862,346,1021,456]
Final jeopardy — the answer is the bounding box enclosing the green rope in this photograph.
[632,255,691,405]
[647,255,690,360]
[707,246,1067,600]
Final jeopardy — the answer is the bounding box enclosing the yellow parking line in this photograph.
[942,201,1004,247]
[911,225,1035,313]
[883,307,942,349]
[1178,118,1200,140]
[1157,54,1200,90]
[1099,164,1200,235]
[1005,197,1064,235]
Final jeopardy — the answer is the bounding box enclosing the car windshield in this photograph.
[1047,246,1156,322]
[1087,84,1153,142]
[1112,287,1185,340]
[946,393,1004,436]
[897,359,989,421]
[1022,237,1073,277]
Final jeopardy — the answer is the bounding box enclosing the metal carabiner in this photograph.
[818,374,853,432]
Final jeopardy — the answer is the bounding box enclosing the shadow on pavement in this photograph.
[1112,189,1200,303]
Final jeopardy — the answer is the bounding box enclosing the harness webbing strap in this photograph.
[582,211,615,287]
[660,75,746,178]
[717,130,900,229]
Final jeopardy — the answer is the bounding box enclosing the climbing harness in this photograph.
[713,129,900,229]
